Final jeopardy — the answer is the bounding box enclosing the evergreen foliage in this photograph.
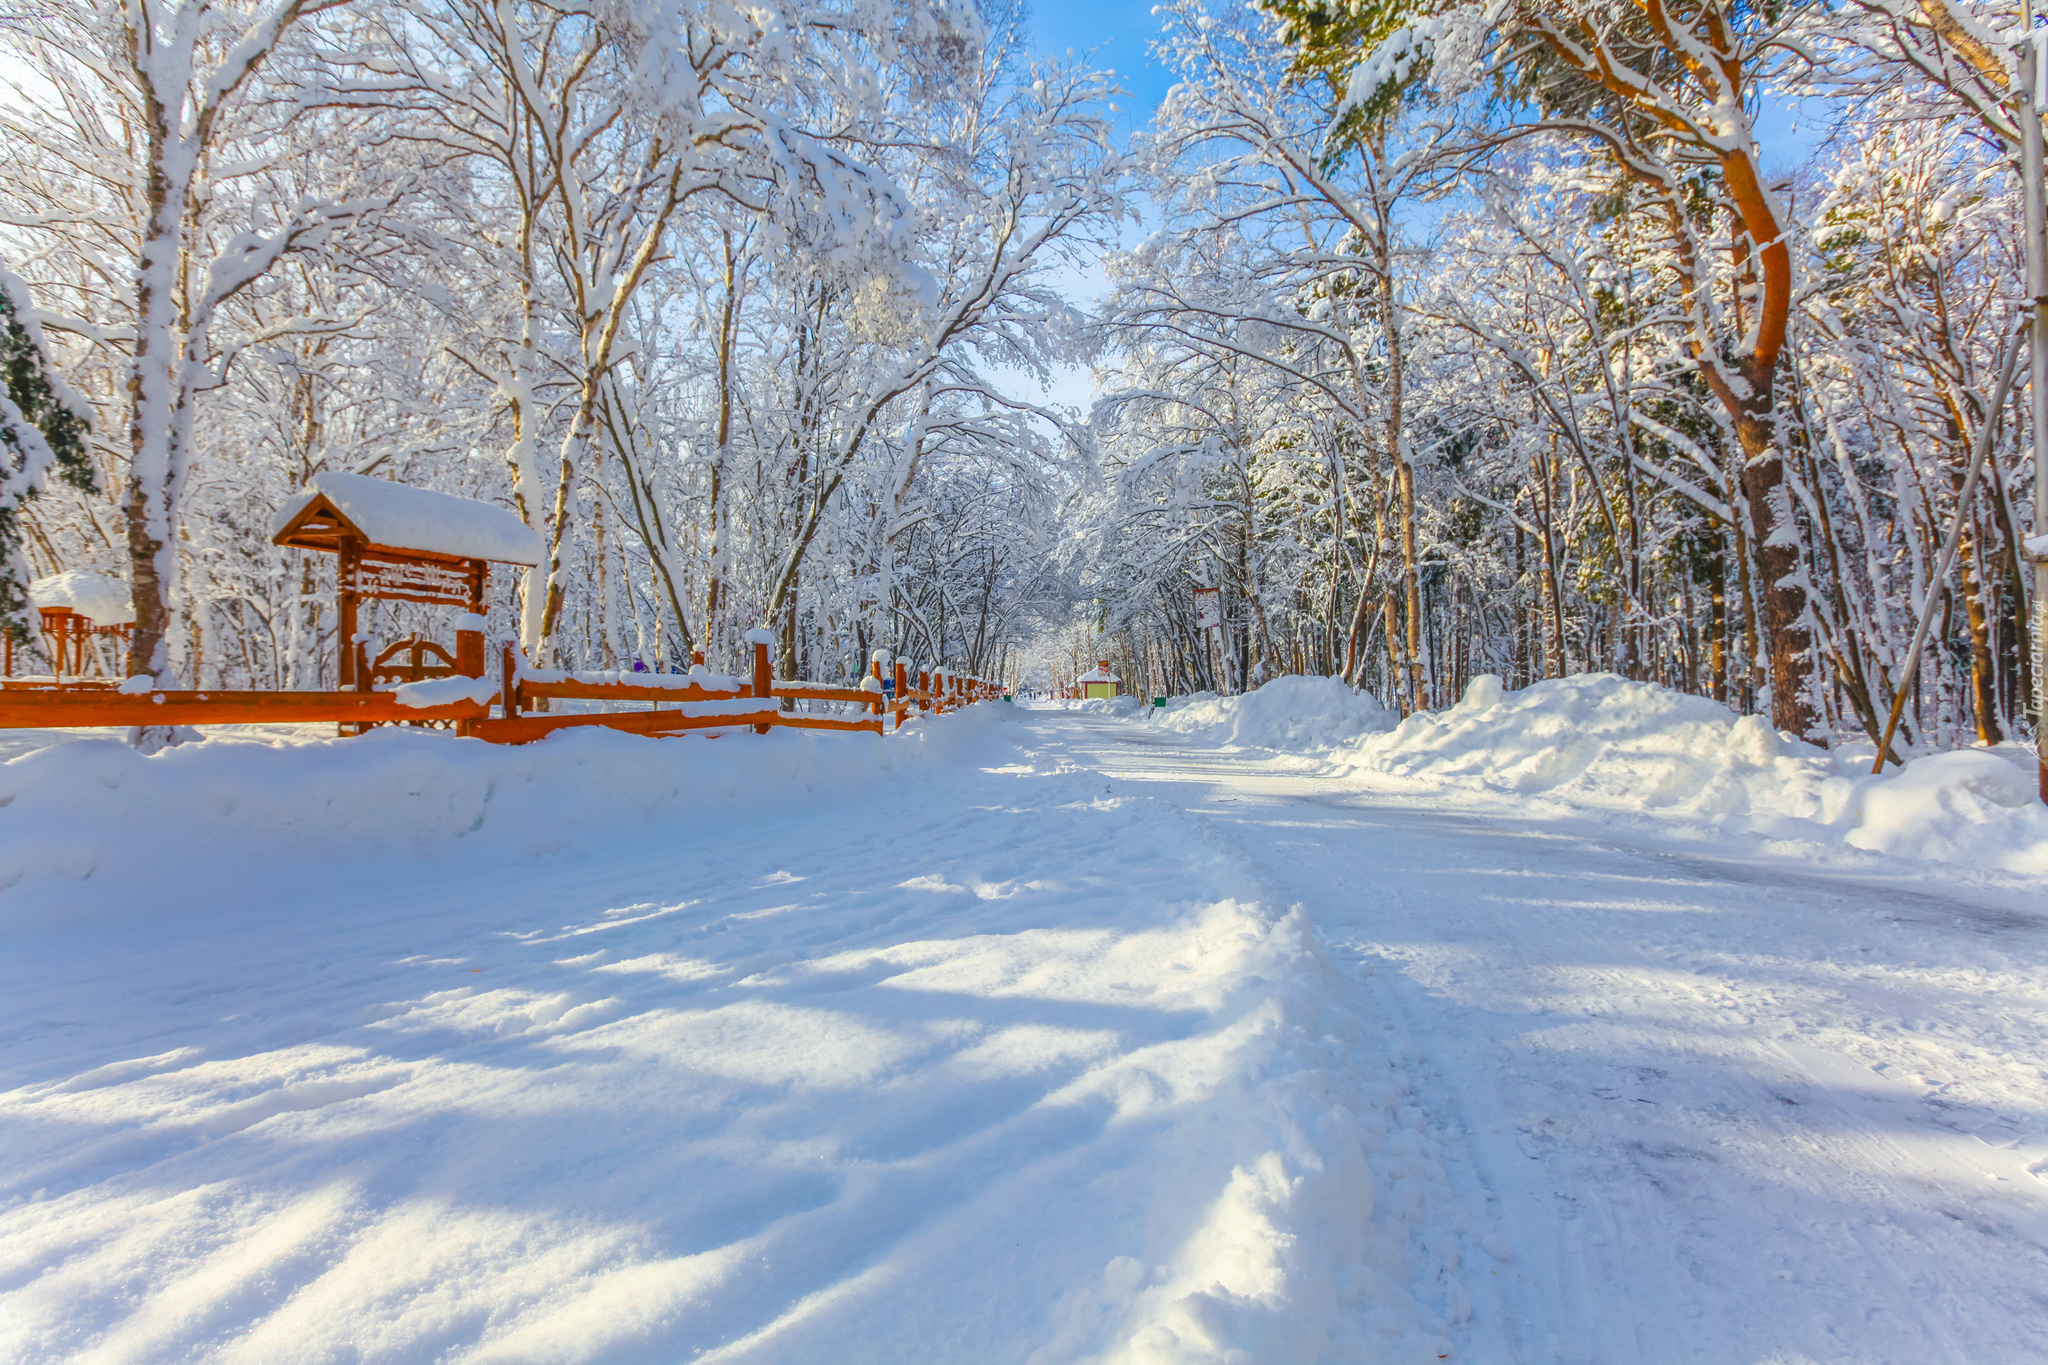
[0,275,95,646]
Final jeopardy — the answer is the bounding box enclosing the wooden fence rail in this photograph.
[0,688,488,730]
[0,636,1006,745]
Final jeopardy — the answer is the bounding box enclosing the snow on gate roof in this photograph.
[271,471,543,565]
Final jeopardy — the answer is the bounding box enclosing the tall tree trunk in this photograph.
[1367,166,1422,712]
[1957,508,2003,744]
[704,231,741,635]
[1733,399,1817,735]
[1397,454,1423,706]
[1383,589,1402,710]
[123,70,184,691]
[1375,497,1409,707]
[1534,448,1565,680]
[1343,579,1373,685]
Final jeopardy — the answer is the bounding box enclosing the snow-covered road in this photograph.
[3,705,2045,1363]
[1055,711,2048,1364]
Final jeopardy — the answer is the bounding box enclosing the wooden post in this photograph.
[500,642,519,718]
[893,659,909,729]
[458,566,488,681]
[918,669,930,713]
[456,628,485,679]
[40,609,67,680]
[751,631,773,733]
[870,649,888,717]
[337,544,360,689]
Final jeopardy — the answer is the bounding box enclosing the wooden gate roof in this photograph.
[271,472,542,566]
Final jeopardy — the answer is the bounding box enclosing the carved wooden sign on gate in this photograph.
[344,551,485,609]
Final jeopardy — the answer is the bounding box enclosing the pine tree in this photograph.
[0,272,95,647]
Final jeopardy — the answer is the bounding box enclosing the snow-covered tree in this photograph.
[0,270,96,648]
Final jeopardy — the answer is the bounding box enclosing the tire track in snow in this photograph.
[1039,716,1484,1363]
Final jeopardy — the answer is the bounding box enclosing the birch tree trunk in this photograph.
[118,0,327,748]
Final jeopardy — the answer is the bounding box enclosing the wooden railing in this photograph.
[482,640,1002,742]
[0,686,489,730]
[0,635,1006,745]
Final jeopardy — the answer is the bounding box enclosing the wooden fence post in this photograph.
[456,616,486,680]
[893,659,909,729]
[747,627,775,733]
[500,641,518,719]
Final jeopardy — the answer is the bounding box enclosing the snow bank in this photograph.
[1321,673,2048,875]
[1063,695,1144,715]
[0,704,1014,915]
[1113,671,2047,876]
[1839,747,2048,867]
[1153,675,1397,752]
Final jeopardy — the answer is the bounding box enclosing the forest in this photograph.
[1,0,2042,760]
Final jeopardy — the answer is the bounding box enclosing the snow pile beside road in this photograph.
[1068,695,1145,715]
[1845,748,2048,867]
[0,705,1011,911]
[1154,675,1396,752]
[1327,673,2048,874]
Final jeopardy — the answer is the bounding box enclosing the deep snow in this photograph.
[1144,672,2048,877]
[0,710,1457,1364]
[2,689,2045,1363]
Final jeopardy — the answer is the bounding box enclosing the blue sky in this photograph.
[1026,0,1178,130]
[1023,0,1178,231]
[997,1,1825,413]
[996,0,1176,410]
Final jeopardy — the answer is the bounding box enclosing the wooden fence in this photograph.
[0,639,1003,744]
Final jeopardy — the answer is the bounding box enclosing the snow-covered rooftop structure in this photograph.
[270,473,538,692]
[29,571,134,626]
[271,471,542,566]
[1078,659,1120,699]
